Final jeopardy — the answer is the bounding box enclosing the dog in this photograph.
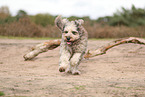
[55,15,88,75]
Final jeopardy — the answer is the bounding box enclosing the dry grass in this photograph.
[0,17,145,38]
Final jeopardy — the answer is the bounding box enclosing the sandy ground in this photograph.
[0,38,145,97]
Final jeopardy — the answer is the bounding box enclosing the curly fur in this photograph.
[55,15,88,75]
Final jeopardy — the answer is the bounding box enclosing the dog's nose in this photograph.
[67,37,71,41]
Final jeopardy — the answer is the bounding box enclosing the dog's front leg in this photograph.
[70,53,82,75]
[59,49,71,72]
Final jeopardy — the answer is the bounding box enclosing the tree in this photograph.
[97,5,145,27]
[0,6,10,15]
[30,13,55,27]
[0,6,15,24]
[16,10,28,20]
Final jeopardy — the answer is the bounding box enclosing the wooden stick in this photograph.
[23,37,145,60]
[23,39,61,60]
[84,37,145,58]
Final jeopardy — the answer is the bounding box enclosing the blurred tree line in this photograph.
[0,5,145,38]
[97,5,145,27]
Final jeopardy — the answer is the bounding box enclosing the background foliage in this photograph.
[0,5,145,38]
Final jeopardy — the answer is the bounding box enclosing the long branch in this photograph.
[23,37,145,60]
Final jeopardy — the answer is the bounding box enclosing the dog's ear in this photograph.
[75,19,84,26]
[55,15,68,31]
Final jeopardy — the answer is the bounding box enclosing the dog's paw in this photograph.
[59,67,65,72]
[72,70,81,75]
[65,68,72,73]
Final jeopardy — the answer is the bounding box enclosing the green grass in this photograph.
[89,38,117,41]
[0,35,60,40]
[0,91,4,96]
[2,35,140,41]
[0,35,117,40]
[73,85,86,90]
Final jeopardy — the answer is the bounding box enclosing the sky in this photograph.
[0,0,145,19]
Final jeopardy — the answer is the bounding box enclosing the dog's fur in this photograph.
[55,16,88,75]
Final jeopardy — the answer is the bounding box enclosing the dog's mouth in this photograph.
[66,41,72,45]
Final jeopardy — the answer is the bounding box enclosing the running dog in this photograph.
[55,15,88,75]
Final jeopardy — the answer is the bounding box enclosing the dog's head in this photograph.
[55,15,84,45]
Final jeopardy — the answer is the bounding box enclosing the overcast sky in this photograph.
[0,0,145,19]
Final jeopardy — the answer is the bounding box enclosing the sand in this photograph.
[0,38,145,97]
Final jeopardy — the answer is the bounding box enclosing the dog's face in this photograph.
[55,16,84,45]
[62,21,80,45]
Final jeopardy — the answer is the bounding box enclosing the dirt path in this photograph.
[0,39,145,97]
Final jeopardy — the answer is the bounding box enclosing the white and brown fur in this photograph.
[55,15,88,75]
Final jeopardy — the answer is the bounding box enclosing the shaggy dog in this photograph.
[55,16,88,75]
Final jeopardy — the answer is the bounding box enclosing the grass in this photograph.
[89,38,116,41]
[0,35,117,40]
[73,85,86,90]
[0,91,4,96]
[0,35,60,40]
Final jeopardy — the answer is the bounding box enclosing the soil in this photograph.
[0,38,145,97]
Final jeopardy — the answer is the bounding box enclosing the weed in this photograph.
[0,35,60,40]
[0,91,4,96]
[73,85,86,90]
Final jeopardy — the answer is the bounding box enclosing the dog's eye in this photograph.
[72,31,77,35]
[64,31,68,34]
